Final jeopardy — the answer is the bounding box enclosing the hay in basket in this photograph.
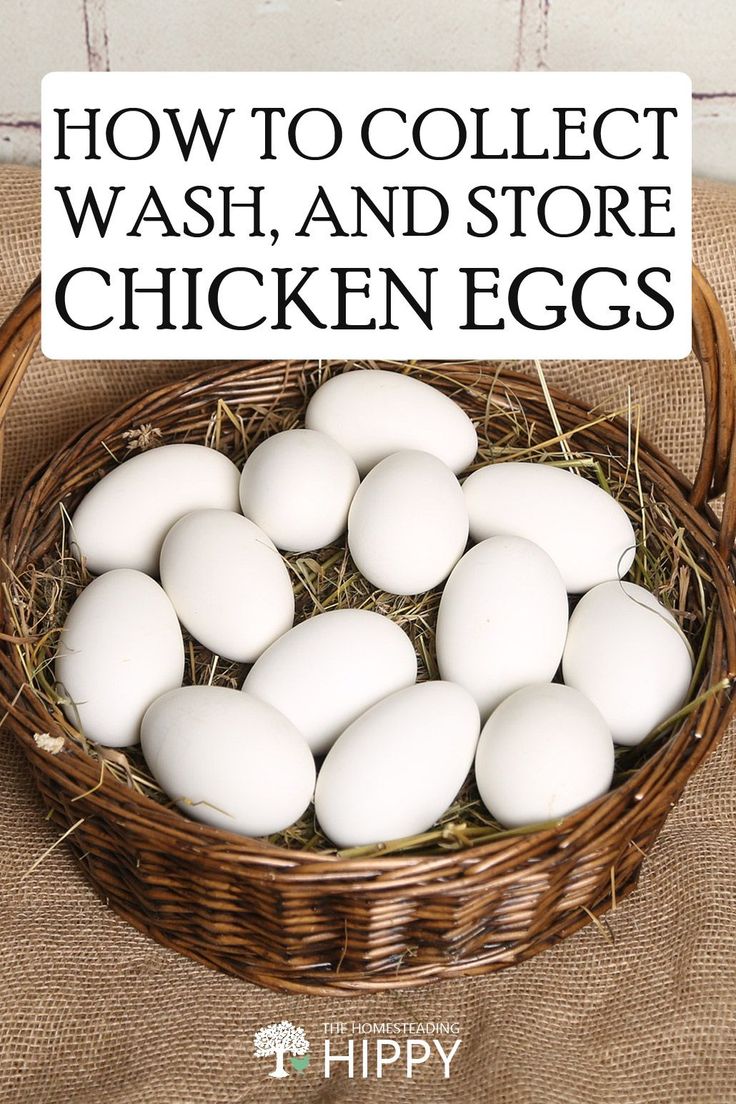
[4,361,722,858]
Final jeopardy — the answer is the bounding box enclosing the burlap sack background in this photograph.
[1,166,735,1103]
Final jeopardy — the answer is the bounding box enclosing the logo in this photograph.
[253,1020,310,1079]
[254,1019,462,1080]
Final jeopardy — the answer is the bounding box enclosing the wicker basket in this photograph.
[1,268,735,995]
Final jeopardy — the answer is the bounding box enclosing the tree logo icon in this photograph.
[254,1020,310,1078]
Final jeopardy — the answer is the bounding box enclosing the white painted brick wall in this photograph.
[0,0,734,181]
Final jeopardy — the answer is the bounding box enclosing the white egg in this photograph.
[243,609,417,755]
[463,461,636,592]
[70,443,241,576]
[159,509,294,663]
[141,685,315,836]
[348,450,469,595]
[475,684,614,828]
[563,580,693,746]
[239,429,359,553]
[55,569,184,747]
[315,681,480,848]
[436,536,568,718]
[305,369,478,475]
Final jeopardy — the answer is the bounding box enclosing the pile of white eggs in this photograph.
[55,369,694,848]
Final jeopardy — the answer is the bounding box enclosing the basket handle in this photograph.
[691,266,736,556]
[0,275,41,483]
[0,269,735,551]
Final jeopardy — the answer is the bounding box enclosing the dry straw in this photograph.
[0,268,734,993]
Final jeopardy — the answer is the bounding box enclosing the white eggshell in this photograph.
[239,429,360,553]
[71,444,241,576]
[160,509,294,663]
[244,609,417,755]
[475,684,614,828]
[463,461,636,592]
[55,569,184,747]
[315,681,480,848]
[141,685,315,836]
[562,580,693,746]
[436,536,568,719]
[305,369,478,475]
[348,450,469,595]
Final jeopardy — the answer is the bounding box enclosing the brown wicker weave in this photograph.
[0,269,735,995]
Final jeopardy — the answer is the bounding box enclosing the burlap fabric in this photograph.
[1,166,735,1103]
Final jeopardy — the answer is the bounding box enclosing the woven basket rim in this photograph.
[2,356,734,870]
